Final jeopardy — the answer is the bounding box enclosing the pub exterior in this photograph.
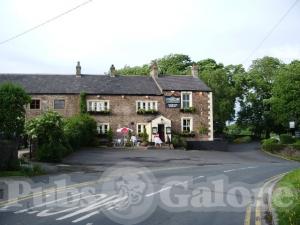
[0,62,213,142]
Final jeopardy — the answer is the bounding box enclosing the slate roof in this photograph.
[156,75,211,91]
[0,74,162,95]
[0,74,211,94]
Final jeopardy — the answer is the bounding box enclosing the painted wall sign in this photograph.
[165,96,181,108]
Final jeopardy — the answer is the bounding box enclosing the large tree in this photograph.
[157,54,192,75]
[237,56,282,138]
[197,59,245,134]
[270,60,300,129]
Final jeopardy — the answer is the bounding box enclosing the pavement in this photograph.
[0,142,299,225]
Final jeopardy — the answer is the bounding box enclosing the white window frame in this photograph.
[30,98,41,110]
[181,92,192,109]
[53,99,65,109]
[137,123,147,134]
[136,101,158,111]
[87,100,110,112]
[181,117,193,132]
[97,123,110,134]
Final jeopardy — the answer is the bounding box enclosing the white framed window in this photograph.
[87,100,109,111]
[136,101,157,111]
[137,123,147,134]
[181,117,193,132]
[97,123,109,134]
[181,92,192,109]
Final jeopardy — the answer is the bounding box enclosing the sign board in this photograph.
[289,121,295,129]
[295,131,300,138]
[165,96,181,108]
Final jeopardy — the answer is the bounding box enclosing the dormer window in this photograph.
[181,92,192,109]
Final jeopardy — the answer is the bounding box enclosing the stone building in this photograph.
[0,62,213,142]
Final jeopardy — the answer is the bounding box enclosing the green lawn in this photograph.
[272,169,300,225]
[0,165,44,177]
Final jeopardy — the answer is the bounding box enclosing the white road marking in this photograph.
[224,166,258,173]
[72,211,99,223]
[15,193,83,214]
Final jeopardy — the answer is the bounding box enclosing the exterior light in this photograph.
[97,95,100,98]
[122,95,125,99]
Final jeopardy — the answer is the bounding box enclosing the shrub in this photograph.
[233,136,252,144]
[279,134,295,144]
[262,138,284,153]
[292,140,300,151]
[172,135,187,148]
[79,92,87,114]
[0,82,31,139]
[25,111,71,162]
[64,114,97,150]
[107,128,114,143]
[142,130,149,143]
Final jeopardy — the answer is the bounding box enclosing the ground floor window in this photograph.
[137,123,147,135]
[30,99,40,109]
[181,117,193,132]
[97,123,109,134]
[54,99,65,109]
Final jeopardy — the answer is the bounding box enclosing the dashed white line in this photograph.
[223,166,258,173]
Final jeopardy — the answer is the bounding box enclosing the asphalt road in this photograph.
[0,142,299,225]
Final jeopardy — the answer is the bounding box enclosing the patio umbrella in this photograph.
[117,127,133,134]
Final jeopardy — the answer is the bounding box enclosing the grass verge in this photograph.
[0,164,44,177]
[272,168,300,225]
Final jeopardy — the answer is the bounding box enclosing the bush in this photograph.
[172,135,187,148]
[233,136,252,144]
[262,138,284,153]
[142,130,149,143]
[64,114,97,150]
[279,134,295,144]
[107,128,114,143]
[25,111,71,162]
[292,140,300,150]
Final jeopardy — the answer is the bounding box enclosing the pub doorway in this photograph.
[158,124,165,142]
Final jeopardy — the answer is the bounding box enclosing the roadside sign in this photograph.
[165,96,180,108]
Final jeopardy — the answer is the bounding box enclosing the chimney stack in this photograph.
[109,64,116,77]
[191,64,199,78]
[150,61,158,78]
[76,61,81,77]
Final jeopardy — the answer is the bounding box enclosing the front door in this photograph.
[158,124,165,142]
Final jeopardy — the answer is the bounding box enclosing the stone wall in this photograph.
[25,94,80,120]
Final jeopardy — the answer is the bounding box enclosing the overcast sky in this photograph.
[0,0,299,74]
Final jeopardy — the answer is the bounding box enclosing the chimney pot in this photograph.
[76,61,81,77]
[110,64,116,77]
[191,64,198,78]
[150,61,158,78]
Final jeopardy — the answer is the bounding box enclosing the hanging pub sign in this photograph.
[165,96,181,108]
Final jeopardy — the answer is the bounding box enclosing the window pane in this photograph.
[30,99,40,109]
[54,100,65,109]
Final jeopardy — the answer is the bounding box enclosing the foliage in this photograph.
[137,109,159,115]
[107,127,113,143]
[157,54,192,75]
[237,57,282,138]
[172,134,187,148]
[199,126,209,135]
[292,140,300,150]
[198,60,245,134]
[88,110,110,115]
[272,168,300,225]
[79,92,87,114]
[233,136,252,144]
[279,134,295,144]
[0,164,44,177]
[64,114,97,150]
[0,82,31,139]
[180,107,196,113]
[25,111,71,162]
[269,60,300,128]
[142,130,149,143]
[179,131,196,137]
[261,138,283,153]
[117,64,149,75]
